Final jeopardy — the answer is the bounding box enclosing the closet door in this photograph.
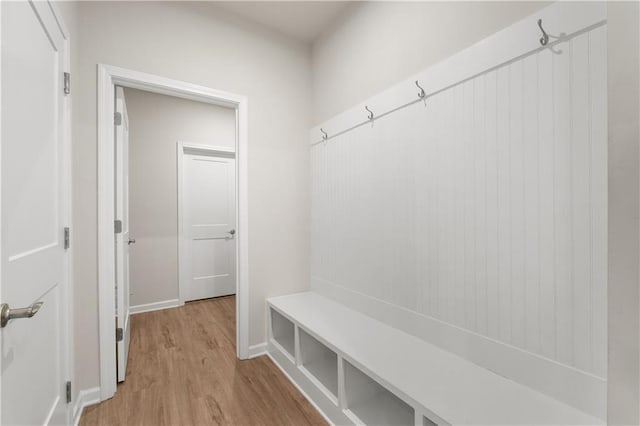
[1,1,71,424]
[180,148,236,302]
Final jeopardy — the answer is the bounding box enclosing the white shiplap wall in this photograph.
[311,22,607,395]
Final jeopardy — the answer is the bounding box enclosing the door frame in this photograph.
[177,142,236,305]
[97,65,249,401]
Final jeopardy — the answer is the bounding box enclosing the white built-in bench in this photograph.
[267,292,603,426]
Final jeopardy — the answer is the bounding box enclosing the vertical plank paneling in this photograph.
[463,80,477,331]
[405,106,419,311]
[423,101,435,316]
[400,108,417,310]
[414,103,425,314]
[425,100,437,317]
[315,142,323,280]
[523,53,541,354]
[310,25,606,378]
[589,26,607,379]
[474,75,488,336]
[373,121,387,302]
[364,124,378,296]
[509,60,526,349]
[435,92,446,319]
[496,65,512,343]
[417,101,429,316]
[484,70,500,341]
[311,139,320,277]
[443,88,455,324]
[452,84,465,327]
[570,33,592,372]
[348,125,361,294]
[553,38,574,366]
[537,47,557,361]
[327,131,337,286]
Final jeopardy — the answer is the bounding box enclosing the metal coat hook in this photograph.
[320,128,328,140]
[415,80,425,99]
[537,19,549,46]
[365,106,374,120]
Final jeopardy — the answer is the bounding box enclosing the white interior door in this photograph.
[1,1,71,424]
[115,87,131,382]
[180,147,236,302]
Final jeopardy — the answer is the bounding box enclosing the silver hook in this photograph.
[415,80,425,98]
[365,106,374,120]
[537,19,549,46]
[320,128,328,140]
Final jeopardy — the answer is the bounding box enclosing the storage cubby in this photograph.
[344,360,414,426]
[270,308,295,359]
[423,415,438,426]
[299,328,338,399]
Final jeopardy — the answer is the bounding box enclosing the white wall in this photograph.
[311,1,549,124]
[607,2,640,424]
[123,88,236,307]
[55,1,311,397]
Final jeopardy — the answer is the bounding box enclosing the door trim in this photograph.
[97,64,250,401]
[177,142,236,306]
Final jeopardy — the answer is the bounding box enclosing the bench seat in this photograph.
[266,292,603,426]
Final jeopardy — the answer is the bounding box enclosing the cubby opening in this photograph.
[270,308,295,358]
[299,328,338,398]
[423,415,438,426]
[344,360,414,426]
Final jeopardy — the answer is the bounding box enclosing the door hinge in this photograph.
[63,72,71,95]
[116,327,124,342]
[64,227,70,250]
[114,220,122,234]
[66,381,72,403]
[114,111,122,126]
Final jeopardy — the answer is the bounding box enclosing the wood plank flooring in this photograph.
[80,296,326,426]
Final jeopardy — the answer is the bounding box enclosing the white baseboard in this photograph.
[248,342,267,358]
[73,387,101,426]
[130,299,181,315]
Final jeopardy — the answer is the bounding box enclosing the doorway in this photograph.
[97,65,249,401]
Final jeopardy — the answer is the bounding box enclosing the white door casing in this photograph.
[1,1,72,424]
[98,65,249,400]
[178,144,236,303]
[115,87,131,382]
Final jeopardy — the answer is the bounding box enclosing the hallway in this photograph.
[80,296,326,425]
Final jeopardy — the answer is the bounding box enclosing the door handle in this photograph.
[1,301,44,328]
[227,229,236,236]
[128,238,136,245]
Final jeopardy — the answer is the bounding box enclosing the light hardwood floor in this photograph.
[80,296,326,426]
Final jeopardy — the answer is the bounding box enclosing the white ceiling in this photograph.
[212,2,353,44]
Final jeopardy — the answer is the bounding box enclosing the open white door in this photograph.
[1,1,71,424]
[115,87,131,382]
[179,146,236,302]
